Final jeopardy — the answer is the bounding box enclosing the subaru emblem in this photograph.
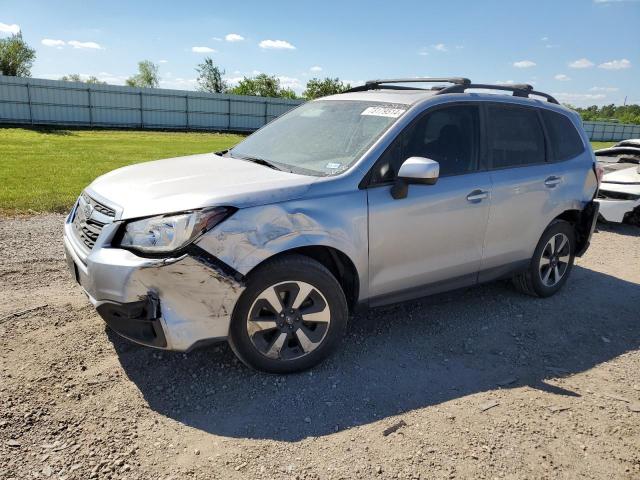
[83,202,94,219]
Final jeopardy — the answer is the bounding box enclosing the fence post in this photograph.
[263,101,268,126]
[185,94,189,130]
[87,87,93,127]
[26,81,34,125]
[227,98,231,131]
[139,91,144,129]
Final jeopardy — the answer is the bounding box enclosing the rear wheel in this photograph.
[513,220,576,297]
[228,255,348,373]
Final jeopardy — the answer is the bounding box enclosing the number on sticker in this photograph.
[361,106,406,118]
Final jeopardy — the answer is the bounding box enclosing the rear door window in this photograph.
[486,104,546,168]
[541,109,585,161]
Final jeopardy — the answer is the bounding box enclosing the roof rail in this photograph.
[344,77,471,93]
[436,83,559,104]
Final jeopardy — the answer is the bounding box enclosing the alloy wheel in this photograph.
[246,281,331,361]
[538,233,571,287]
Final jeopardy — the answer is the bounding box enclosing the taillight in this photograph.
[595,164,605,185]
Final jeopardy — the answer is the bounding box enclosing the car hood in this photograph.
[87,153,318,219]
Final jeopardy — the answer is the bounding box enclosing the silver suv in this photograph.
[63,78,599,373]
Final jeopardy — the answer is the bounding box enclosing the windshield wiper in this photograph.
[231,153,283,171]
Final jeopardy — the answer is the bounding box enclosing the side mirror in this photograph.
[390,157,440,199]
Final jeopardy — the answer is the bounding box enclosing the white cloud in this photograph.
[158,59,168,64]
[418,50,429,56]
[590,86,619,92]
[95,72,126,84]
[433,43,447,52]
[211,37,222,41]
[568,58,594,69]
[495,80,516,85]
[0,22,20,35]
[554,73,571,81]
[259,39,296,50]
[68,40,103,50]
[552,91,610,108]
[251,70,261,75]
[552,92,606,101]
[191,46,216,53]
[159,77,197,89]
[541,36,549,41]
[42,38,65,48]
[513,60,536,68]
[598,58,631,70]
[224,76,244,86]
[310,65,322,72]
[41,38,104,50]
[277,76,302,91]
[594,0,640,3]
[225,33,244,42]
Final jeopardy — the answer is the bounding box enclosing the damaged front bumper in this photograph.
[63,220,245,351]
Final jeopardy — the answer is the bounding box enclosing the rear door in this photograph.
[480,103,557,278]
[366,103,492,303]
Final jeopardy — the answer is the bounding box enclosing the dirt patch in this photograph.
[1,215,639,479]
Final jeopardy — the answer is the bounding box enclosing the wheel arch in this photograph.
[246,245,361,312]
[554,209,581,225]
[552,205,596,256]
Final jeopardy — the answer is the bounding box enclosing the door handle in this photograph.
[544,176,562,187]
[466,190,490,202]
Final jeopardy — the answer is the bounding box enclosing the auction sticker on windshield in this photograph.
[361,106,407,118]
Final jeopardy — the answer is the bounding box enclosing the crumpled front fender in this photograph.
[196,191,369,300]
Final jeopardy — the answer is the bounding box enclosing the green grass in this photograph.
[0,127,619,214]
[0,128,244,214]
[590,141,615,150]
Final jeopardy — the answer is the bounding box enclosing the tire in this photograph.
[512,220,576,298]
[228,254,348,374]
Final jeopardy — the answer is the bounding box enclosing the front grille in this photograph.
[71,194,116,250]
[94,202,116,217]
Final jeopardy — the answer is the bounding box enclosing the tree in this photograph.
[195,57,227,93]
[279,88,298,99]
[60,74,107,85]
[570,103,640,125]
[126,60,160,88]
[303,77,351,99]
[0,32,36,77]
[228,73,298,98]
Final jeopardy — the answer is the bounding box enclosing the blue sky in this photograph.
[1,0,638,105]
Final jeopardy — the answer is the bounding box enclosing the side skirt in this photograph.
[362,259,530,310]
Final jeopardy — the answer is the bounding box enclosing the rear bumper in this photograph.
[575,200,599,257]
[63,220,245,351]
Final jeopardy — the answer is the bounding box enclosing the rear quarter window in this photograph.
[541,110,585,162]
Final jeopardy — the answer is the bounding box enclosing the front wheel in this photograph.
[513,220,576,297]
[228,255,348,373]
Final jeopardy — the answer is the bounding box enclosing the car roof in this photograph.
[320,88,578,117]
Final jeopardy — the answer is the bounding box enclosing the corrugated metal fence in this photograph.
[1,76,639,141]
[0,75,303,131]
[582,121,640,142]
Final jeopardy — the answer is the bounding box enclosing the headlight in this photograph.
[119,207,234,254]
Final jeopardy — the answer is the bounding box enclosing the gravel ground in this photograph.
[1,214,639,480]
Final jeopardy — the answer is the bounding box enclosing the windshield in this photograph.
[230,100,407,176]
